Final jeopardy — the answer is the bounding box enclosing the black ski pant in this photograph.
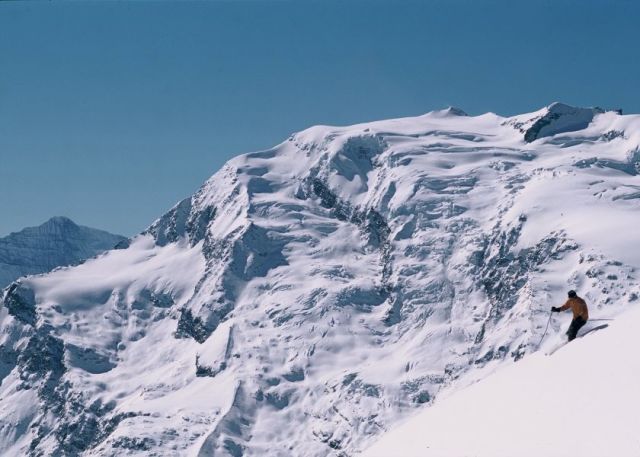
[566,316,587,341]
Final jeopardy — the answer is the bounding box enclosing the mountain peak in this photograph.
[503,102,619,143]
[546,101,588,112]
[0,218,126,288]
[544,101,618,119]
[429,106,468,118]
[2,106,640,456]
[524,103,604,143]
[43,216,77,228]
[33,216,83,237]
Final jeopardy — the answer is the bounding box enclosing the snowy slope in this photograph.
[1,103,640,456]
[0,216,126,288]
[363,306,640,457]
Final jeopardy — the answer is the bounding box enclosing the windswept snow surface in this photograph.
[363,307,640,457]
[2,103,640,456]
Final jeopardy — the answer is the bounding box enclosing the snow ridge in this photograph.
[1,104,640,456]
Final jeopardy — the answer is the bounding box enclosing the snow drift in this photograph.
[1,103,639,456]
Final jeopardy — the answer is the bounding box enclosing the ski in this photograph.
[545,324,609,356]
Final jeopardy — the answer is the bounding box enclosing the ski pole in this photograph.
[538,310,552,348]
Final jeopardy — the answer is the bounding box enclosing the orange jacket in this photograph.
[559,296,589,320]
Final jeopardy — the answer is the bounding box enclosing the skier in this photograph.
[551,290,589,341]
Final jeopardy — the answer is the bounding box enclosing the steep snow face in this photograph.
[363,306,640,457]
[2,103,640,456]
[0,217,126,288]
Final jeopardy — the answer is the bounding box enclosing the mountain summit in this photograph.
[1,105,639,456]
[0,217,126,288]
[505,101,621,143]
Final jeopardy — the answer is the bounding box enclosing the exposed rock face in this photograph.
[1,105,640,456]
[0,217,126,288]
[526,103,603,142]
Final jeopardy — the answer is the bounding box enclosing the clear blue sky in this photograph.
[1,0,638,236]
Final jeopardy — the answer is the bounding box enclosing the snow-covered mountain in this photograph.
[1,102,640,457]
[0,217,126,288]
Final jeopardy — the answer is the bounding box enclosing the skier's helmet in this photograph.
[568,290,577,298]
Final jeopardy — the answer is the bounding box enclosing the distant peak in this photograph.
[44,216,77,227]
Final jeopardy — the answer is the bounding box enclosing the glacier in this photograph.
[1,103,639,456]
[0,217,126,289]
